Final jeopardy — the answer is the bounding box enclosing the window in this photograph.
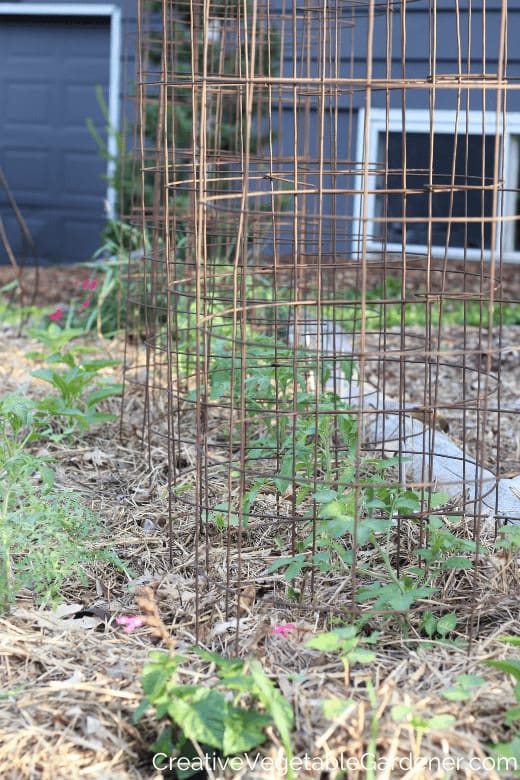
[354,108,520,261]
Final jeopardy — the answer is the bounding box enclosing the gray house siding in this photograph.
[266,1,520,259]
[2,1,518,265]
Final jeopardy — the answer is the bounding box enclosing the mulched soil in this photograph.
[1,263,520,779]
[1,258,520,308]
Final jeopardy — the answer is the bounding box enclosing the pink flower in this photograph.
[49,309,63,321]
[82,279,97,290]
[116,615,145,633]
[273,623,296,638]
[81,299,91,308]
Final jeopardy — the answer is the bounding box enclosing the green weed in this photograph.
[0,393,125,611]
[27,322,122,435]
[135,648,295,778]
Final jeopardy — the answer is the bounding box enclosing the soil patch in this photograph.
[1,272,520,778]
[1,259,520,308]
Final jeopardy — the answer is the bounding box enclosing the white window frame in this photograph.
[0,3,122,219]
[354,107,520,262]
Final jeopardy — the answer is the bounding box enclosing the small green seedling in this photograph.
[306,625,378,687]
[442,674,485,702]
[420,610,458,640]
[391,704,456,754]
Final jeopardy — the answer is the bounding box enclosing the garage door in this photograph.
[0,14,111,265]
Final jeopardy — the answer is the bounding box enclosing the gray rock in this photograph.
[289,317,520,522]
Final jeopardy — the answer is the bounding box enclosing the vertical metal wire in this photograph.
[127,0,520,643]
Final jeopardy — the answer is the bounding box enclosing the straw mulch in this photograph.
[0,318,520,780]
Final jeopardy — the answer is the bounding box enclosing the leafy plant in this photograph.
[442,673,485,702]
[494,524,520,555]
[420,610,458,639]
[483,655,520,727]
[482,635,520,776]
[0,393,124,610]
[269,461,448,618]
[391,704,456,753]
[0,483,115,610]
[135,648,294,778]
[415,513,476,574]
[330,276,520,329]
[203,312,471,624]
[306,625,378,687]
[481,636,520,774]
[27,322,122,434]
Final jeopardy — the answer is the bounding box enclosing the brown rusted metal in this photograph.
[126,0,520,644]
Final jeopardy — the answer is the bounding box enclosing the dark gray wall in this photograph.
[266,0,520,258]
[0,0,138,265]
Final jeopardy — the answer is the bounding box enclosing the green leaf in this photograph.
[84,384,123,407]
[321,698,355,719]
[83,411,118,425]
[307,632,344,653]
[372,455,403,471]
[133,698,151,723]
[306,627,359,653]
[140,666,168,700]
[0,685,25,700]
[31,368,58,386]
[193,648,244,675]
[391,704,414,721]
[167,688,227,750]
[487,735,520,771]
[442,556,473,570]
[428,714,456,729]
[443,674,485,701]
[248,659,294,776]
[457,674,485,688]
[483,659,520,683]
[222,707,270,755]
[312,489,338,503]
[324,516,354,538]
[421,611,437,638]
[141,653,180,699]
[443,687,472,702]
[149,725,175,762]
[38,464,56,489]
[505,705,520,726]
[410,715,429,729]
[218,673,257,692]
[347,648,376,664]
[267,555,302,574]
[46,351,77,368]
[80,358,120,371]
[363,497,388,511]
[363,517,393,534]
[284,555,308,580]
[429,491,450,509]
[319,499,347,519]
[393,491,421,513]
[2,394,36,426]
[436,612,457,636]
[498,636,520,647]
[0,279,19,293]
[384,586,434,612]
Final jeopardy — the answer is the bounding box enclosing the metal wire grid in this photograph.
[124,0,520,638]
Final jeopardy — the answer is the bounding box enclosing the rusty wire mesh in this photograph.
[124,0,520,642]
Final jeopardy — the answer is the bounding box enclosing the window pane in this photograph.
[375,131,496,250]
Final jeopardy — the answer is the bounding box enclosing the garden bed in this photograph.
[0,272,520,779]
